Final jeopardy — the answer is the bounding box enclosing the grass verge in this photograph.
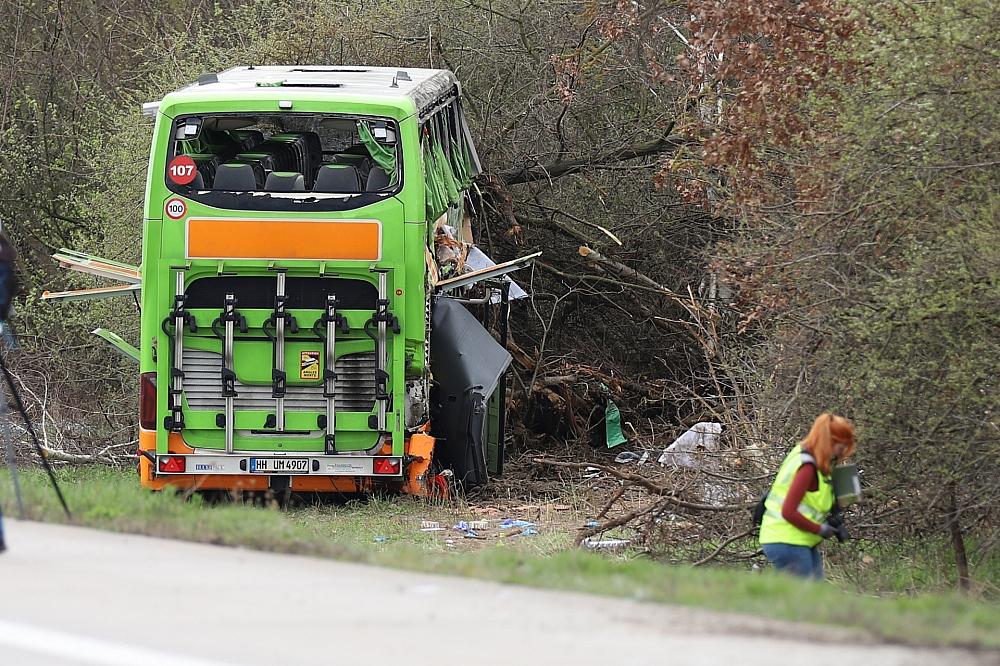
[2,467,998,650]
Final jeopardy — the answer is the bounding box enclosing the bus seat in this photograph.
[265,172,305,192]
[230,129,264,151]
[258,139,301,174]
[282,132,322,173]
[333,153,373,179]
[213,163,258,191]
[190,171,204,189]
[314,165,361,193]
[268,134,314,186]
[224,159,265,188]
[189,154,219,188]
[235,152,278,175]
[199,129,242,161]
[365,167,390,191]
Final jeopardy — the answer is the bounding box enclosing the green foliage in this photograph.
[717,0,1000,585]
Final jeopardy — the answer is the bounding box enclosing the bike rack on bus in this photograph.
[212,294,247,453]
[161,268,196,432]
[367,269,400,435]
[313,295,349,453]
[263,270,299,432]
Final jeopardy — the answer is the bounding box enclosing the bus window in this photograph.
[165,114,402,211]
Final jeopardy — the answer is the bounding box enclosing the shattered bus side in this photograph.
[44,66,536,495]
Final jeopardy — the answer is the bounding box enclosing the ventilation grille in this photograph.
[182,349,375,413]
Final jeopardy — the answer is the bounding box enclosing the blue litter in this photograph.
[452,521,480,538]
[520,528,539,536]
[585,519,600,528]
[499,519,535,530]
[373,536,389,543]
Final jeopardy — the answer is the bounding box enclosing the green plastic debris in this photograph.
[92,328,139,363]
[604,399,628,448]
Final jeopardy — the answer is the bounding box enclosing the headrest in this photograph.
[365,167,390,191]
[213,163,257,191]
[264,172,305,192]
[314,165,361,193]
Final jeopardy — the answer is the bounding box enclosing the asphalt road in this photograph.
[0,520,992,666]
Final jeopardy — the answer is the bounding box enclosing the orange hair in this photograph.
[801,413,856,475]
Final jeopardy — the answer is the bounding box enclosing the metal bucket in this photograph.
[832,463,861,506]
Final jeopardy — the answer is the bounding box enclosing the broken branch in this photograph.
[498,130,686,186]
[535,458,753,512]
[693,528,756,566]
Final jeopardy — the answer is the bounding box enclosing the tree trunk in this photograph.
[947,485,971,592]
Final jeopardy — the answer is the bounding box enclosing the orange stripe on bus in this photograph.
[187,218,380,261]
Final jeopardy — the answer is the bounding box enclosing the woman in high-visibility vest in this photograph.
[759,413,856,579]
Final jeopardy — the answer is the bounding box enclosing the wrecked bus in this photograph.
[45,66,536,495]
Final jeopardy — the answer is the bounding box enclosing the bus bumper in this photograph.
[137,430,439,495]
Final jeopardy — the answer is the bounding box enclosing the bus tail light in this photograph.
[158,456,186,473]
[373,458,401,475]
[139,372,156,430]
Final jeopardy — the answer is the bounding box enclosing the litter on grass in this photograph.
[657,422,721,468]
[499,519,535,530]
[581,537,630,550]
[613,450,650,465]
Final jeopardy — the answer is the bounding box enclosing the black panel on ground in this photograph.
[429,297,512,488]
[185,277,377,310]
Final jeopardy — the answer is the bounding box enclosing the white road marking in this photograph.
[0,619,235,666]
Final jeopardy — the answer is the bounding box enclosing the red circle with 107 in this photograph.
[165,198,187,220]
[167,155,197,185]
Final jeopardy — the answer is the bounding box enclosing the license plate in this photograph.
[249,458,310,474]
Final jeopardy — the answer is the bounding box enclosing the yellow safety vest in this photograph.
[759,444,834,547]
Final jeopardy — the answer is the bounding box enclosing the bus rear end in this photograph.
[137,75,441,495]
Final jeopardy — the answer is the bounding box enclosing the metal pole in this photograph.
[223,294,236,454]
[274,272,286,432]
[324,295,338,454]
[170,270,186,430]
[376,271,388,433]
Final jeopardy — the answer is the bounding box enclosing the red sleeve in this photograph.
[781,463,822,534]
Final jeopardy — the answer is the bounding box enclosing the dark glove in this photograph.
[819,521,849,543]
[827,510,850,543]
[833,524,849,543]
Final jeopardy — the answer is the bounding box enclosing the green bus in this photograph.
[49,66,534,495]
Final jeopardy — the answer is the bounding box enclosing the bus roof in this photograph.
[147,66,458,118]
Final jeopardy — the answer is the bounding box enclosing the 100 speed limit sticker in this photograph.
[165,198,187,220]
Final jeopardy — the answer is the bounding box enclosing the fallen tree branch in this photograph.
[577,246,692,305]
[535,458,753,512]
[692,528,756,566]
[596,483,628,518]
[498,129,686,186]
[575,499,662,546]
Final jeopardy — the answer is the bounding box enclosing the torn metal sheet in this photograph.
[435,251,540,293]
[41,284,140,302]
[92,328,139,362]
[464,246,529,301]
[52,249,141,284]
